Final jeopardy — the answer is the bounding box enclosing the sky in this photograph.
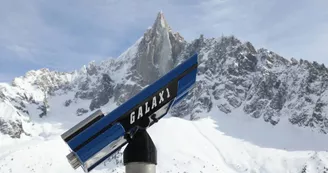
[0,0,327,82]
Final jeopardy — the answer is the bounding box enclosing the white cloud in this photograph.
[0,0,327,79]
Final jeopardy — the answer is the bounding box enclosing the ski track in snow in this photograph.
[192,121,238,173]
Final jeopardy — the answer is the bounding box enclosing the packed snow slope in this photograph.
[1,109,328,173]
[1,12,328,173]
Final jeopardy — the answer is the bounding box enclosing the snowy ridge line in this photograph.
[192,121,238,173]
[0,12,327,173]
[2,12,328,138]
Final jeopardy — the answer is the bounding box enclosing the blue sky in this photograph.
[0,0,327,82]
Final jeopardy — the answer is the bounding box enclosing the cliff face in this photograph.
[1,12,328,138]
[174,36,328,135]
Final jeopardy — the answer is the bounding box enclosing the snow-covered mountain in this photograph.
[0,12,328,173]
[1,110,328,173]
[1,12,328,138]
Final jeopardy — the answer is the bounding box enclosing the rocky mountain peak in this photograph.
[11,68,74,97]
[153,11,170,31]
[133,12,186,84]
[152,12,184,43]
[1,12,328,138]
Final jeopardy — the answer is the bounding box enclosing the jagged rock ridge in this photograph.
[1,12,328,138]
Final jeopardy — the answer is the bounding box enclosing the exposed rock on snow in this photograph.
[1,13,328,138]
